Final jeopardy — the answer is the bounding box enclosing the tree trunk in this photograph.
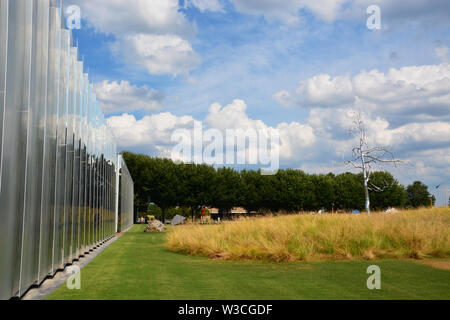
[364,179,370,215]
[361,156,371,215]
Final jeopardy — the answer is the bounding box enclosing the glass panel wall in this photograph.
[0,0,134,300]
[0,0,34,299]
[22,0,50,292]
[53,25,68,274]
[118,155,134,232]
[0,0,8,195]
[40,3,62,282]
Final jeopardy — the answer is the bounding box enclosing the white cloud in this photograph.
[113,34,201,76]
[71,0,199,76]
[108,99,316,163]
[277,121,316,160]
[274,73,356,108]
[303,107,450,160]
[72,0,194,37]
[108,94,449,205]
[276,64,450,126]
[205,99,316,159]
[296,74,354,108]
[94,80,164,115]
[108,93,449,162]
[300,106,450,206]
[270,63,450,195]
[380,122,450,150]
[273,90,294,108]
[107,112,195,149]
[206,99,267,131]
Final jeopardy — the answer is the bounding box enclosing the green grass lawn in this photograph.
[47,225,450,300]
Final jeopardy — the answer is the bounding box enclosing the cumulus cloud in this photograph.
[275,64,450,126]
[299,106,450,206]
[274,73,354,108]
[378,122,450,152]
[107,93,449,205]
[108,99,316,163]
[72,0,194,36]
[71,0,199,76]
[107,91,449,165]
[296,74,354,108]
[206,100,316,159]
[206,99,267,131]
[272,63,450,197]
[94,81,164,115]
[307,107,450,154]
[113,34,201,76]
[273,90,294,108]
[107,112,195,149]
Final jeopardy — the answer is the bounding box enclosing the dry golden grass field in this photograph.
[167,207,450,262]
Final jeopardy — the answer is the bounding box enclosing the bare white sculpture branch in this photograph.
[345,113,403,215]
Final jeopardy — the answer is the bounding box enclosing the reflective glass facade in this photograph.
[117,154,134,232]
[0,0,133,300]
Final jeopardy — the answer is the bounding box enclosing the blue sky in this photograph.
[69,0,450,205]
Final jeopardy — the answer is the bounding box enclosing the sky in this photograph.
[68,0,450,206]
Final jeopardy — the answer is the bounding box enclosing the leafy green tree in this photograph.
[121,152,151,215]
[147,204,162,218]
[240,170,263,213]
[275,170,300,212]
[122,154,180,223]
[259,174,281,213]
[123,151,414,218]
[177,163,215,220]
[211,167,243,214]
[406,181,433,208]
[147,158,180,223]
[310,174,336,211]
[368,171,406,210]
[334,173,365,210]
[276,170,315,212]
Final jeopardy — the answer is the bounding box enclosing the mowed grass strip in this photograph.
[47,225,450,300]
[167,208,450,262]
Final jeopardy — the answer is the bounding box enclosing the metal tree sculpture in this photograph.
[346,114,402,215]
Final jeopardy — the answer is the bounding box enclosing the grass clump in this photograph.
[167,208,450,262]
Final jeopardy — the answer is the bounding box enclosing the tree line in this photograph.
[123,152,436,222]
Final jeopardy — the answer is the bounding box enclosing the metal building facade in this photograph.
[0,0,133,300]
[117,154,134,232]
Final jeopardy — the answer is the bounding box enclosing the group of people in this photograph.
[137,217,147,224]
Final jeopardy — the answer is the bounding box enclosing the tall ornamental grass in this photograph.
[167,208,450,262]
